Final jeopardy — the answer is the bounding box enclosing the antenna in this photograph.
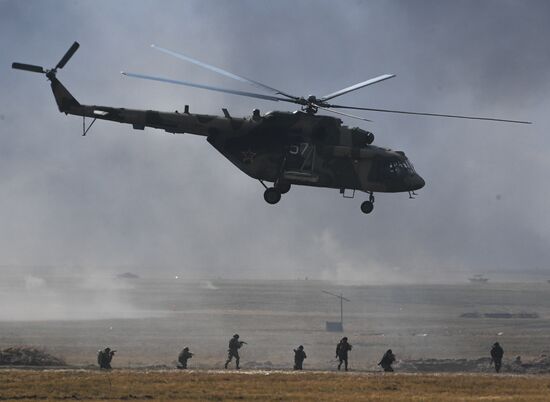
[322,290,350,332]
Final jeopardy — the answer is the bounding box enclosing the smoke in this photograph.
[24,275,45,291]
[0,0,548,284]
[200,280,219,290]
[0,270,150,321]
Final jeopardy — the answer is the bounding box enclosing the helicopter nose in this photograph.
[410,174,425,191]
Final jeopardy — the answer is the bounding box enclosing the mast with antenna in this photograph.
[322,290,350,332]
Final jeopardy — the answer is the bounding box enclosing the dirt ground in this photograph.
[2,369,550,401]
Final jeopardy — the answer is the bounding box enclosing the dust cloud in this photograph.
[0,270,148,321]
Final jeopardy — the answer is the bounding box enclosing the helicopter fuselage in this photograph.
[208,110,425,194]
[51,76,424,196]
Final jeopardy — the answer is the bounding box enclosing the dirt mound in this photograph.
[398,355,550,373]
[0,346,66,366]
[398,358,492,372]
[506,355,550,374]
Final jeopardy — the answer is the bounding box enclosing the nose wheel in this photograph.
[264,187,282,205]
[275,180,291,194]
[261,179,290,205]
[360,193,375,214]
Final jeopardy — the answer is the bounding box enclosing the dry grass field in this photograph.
[2,370,550,401]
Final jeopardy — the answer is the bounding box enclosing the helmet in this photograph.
[298,345,304,349]
[233,334,239,338]
[342,337,348,341]
[105,347,111,352]
[183,347,189,351]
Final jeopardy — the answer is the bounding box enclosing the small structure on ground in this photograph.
[0,346,66,366]
[468,274,489,283]
[322,290,350,332]
[116,272,140,279]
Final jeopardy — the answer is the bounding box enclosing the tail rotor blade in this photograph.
[12,63,45,73]
[55,41,80,70]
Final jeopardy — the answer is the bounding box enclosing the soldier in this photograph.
[97,347,115,370]
[335,337,352,371]
[177,347,193,369]
[293,345,307,370]
[490,342,504,373]
[378,349,396,372]
[224,334,247,369]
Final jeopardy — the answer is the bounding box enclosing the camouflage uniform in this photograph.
[491,342,504,373]
[177,347,193,369]
[378,349,396,372]
[336,337,352,371]
[293,345,307,370]
[97,347,115,370]
[224,334,245,369]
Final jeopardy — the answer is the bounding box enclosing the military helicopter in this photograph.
[12,42,530,214]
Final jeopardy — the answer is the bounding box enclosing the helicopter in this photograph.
[12,42,531,214]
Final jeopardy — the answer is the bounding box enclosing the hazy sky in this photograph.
[1,0,548,282]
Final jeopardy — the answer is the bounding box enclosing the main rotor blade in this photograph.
[320,74,396,102]
[328,104,532,124]
[12,63,45,73]
[315,104,371,122]
[122,71,296,103]
[151,44,299,100]
[55,41,80,70]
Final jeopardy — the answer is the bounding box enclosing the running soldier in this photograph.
[378,349,396,372]
[224,334,246,369]
[293,345,307,370]
[97,347,115,370]
[177,347,193,369]
[490,342,504,373]
[336,337,352,371]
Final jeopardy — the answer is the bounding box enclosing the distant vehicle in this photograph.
[116,272,140,280]
[469,274,489,283]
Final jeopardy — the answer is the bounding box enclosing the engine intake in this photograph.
[351,127,375,146]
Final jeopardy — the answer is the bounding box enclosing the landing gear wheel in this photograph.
[275,181,291,194]
[360,201,374,214]
[264,187,282,205]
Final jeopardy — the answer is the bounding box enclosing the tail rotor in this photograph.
[12,41,79,78]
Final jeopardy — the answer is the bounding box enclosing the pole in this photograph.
[340,293,343,326]
[322,290,350,331]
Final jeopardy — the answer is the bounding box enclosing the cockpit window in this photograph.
[404,159,416,173]
[371,158,415,181]
[387,160,411,175]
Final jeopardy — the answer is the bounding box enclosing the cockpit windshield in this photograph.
[371,158,416,180]
[404,159,416,174]
[387,159,415,175]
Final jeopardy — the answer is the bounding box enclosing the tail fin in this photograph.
[50,76,81,113]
